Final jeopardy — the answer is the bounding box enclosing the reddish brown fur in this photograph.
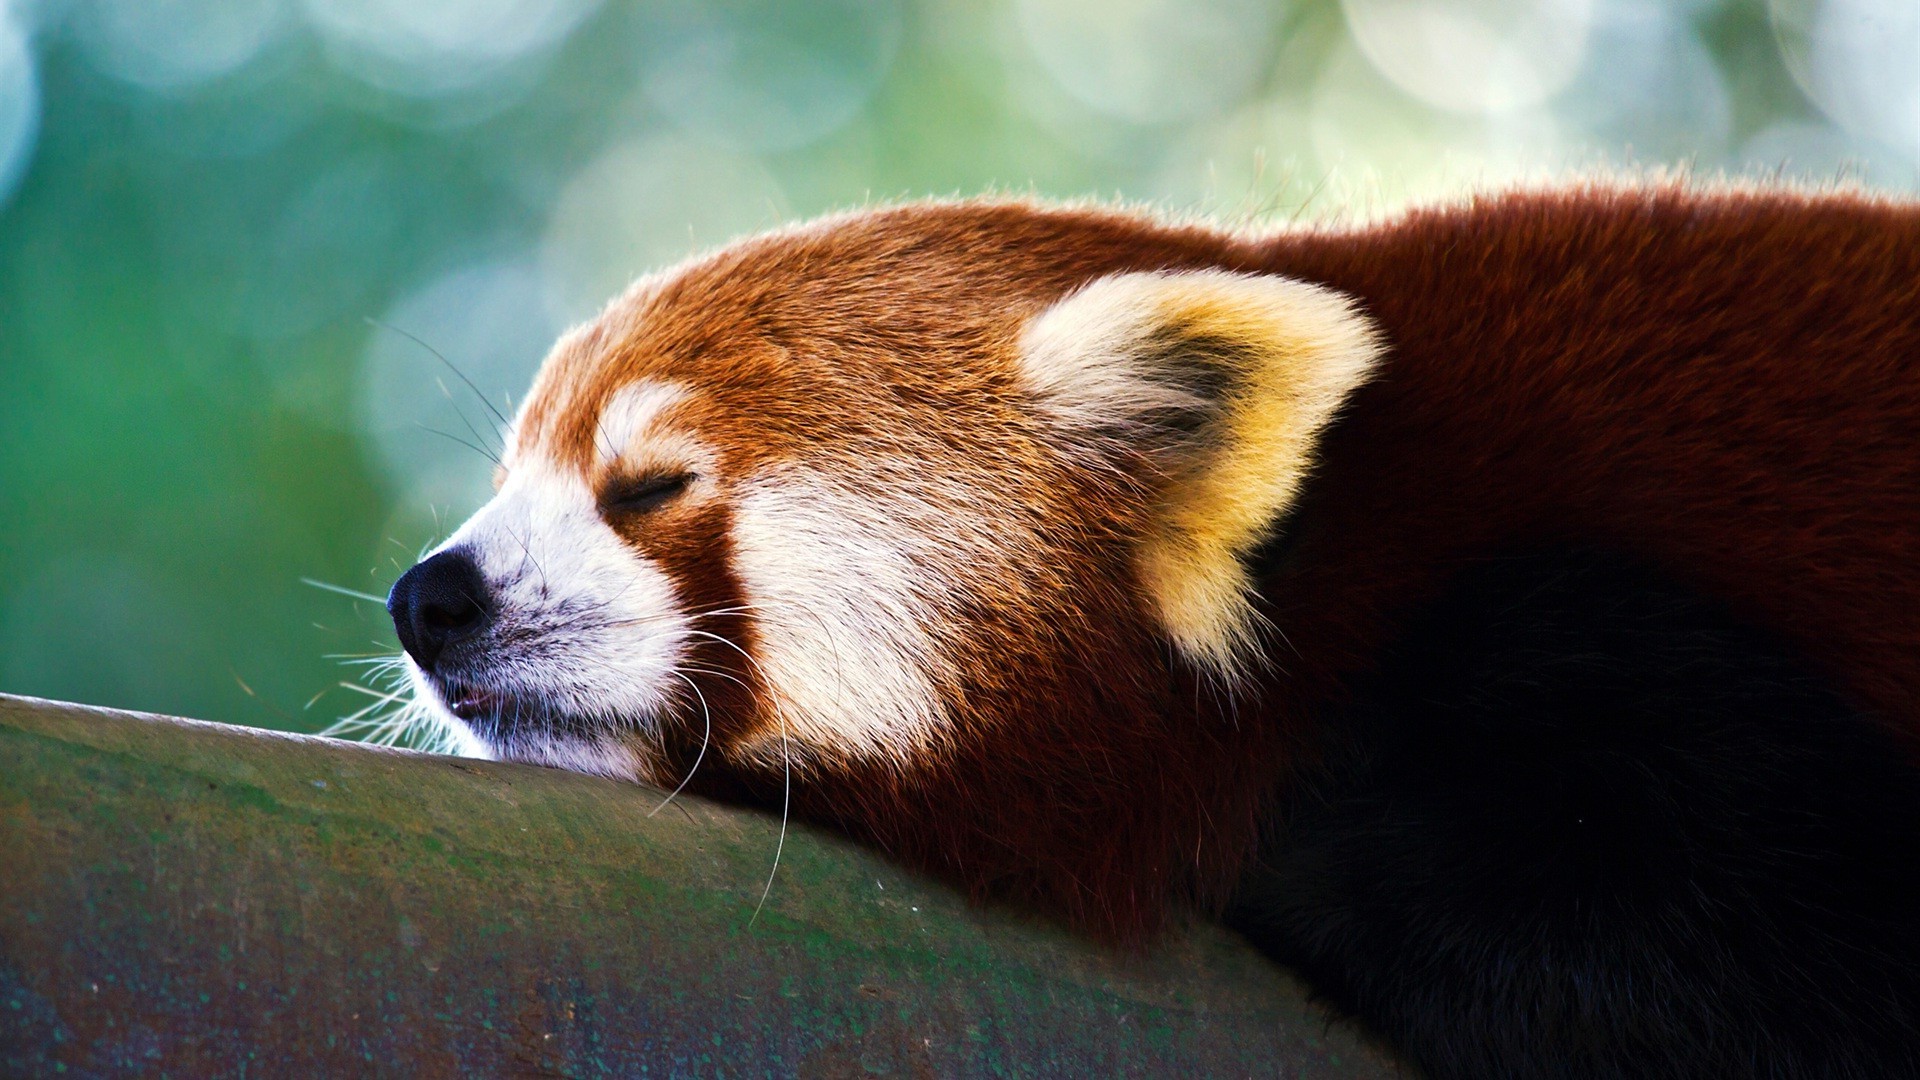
[518,184,1920,940]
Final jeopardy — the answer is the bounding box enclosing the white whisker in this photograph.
[649,671,712,818]
[318,655,476,756]
[750,704,791,928]
[336,680,409,705]
[301,578,388,605]
[677,664,753,693]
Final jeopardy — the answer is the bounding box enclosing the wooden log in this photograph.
[0,693,1397,1077]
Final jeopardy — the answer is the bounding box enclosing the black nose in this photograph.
[388,549,492,672]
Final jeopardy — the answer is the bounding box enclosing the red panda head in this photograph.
[386,200,1380,931]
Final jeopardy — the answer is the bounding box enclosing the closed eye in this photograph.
[600,473,694,516]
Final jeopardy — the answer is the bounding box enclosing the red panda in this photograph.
[382,183,1920,1078]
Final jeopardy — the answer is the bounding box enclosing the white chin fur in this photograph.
[402,656,644,780]
[491,732,646,782]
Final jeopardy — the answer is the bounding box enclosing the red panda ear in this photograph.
[1017,270,1382,679]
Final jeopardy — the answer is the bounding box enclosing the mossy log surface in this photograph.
[0,693,1398,1077]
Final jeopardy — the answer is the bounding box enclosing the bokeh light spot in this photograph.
[303,0,602,98]
[244,157,401,343]
[1310,41,1564,204]
[1013,0,1281,126]
[1147,101,1324,222]
[636,0,902,153]
[1553,1,1730,163]
[539,135,787,324]
[1772,0,1920,164]
[1343,0,1595,114]
[0,8,39,208]
[70,0,291,92]
[358,258,558,517]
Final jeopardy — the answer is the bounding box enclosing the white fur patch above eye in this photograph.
[595,381,689,468]
[1019,269,1383,680]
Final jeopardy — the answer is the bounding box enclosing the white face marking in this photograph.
[594,381,688,468]
[409,460,687,778]
[728,470,951,765]
[725,455,1052,768]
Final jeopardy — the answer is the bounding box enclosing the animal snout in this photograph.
[388,549,492,672]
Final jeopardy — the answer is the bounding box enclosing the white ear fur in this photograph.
[1018,269,1383,679]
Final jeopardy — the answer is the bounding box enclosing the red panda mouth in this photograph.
[435,678,498,721]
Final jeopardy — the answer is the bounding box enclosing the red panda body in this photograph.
[385,185,1920,1077]
[1231,191,1920,1075]
[1269,190,1920,731]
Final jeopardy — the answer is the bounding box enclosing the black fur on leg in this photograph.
[1228,549,1920,1079]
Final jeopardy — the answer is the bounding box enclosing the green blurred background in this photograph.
[0,0,1914,738]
